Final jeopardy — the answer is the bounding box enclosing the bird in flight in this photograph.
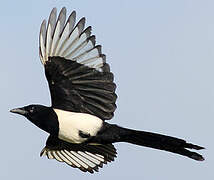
[10,7,204,173]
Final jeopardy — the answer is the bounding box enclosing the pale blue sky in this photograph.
[1,0,213,179]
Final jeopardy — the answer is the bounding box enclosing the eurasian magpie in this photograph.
[10,7,204,173]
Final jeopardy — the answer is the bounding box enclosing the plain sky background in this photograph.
[1,0,213,179]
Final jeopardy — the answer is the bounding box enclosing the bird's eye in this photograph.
[29,107,35,113]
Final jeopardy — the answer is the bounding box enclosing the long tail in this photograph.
[91,123,205,161]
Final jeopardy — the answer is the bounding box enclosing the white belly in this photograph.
[54,109,103,143]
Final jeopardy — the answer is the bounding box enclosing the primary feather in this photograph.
[40,7,117,120]
[10,7,204,175]
[39,7,105,72]
[40,136,117,173]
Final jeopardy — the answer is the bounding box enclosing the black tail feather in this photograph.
[185,143,205,150]
[91,123,205,161]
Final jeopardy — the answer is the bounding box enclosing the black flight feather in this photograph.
[40,135,117,173]
[45,56,117,120]
[10,7,205,175]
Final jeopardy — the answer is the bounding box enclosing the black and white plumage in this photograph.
[10,7,204,173]
[40,7,116,120]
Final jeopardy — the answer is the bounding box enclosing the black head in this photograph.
[10,105,59,135]
[10,105,49,119]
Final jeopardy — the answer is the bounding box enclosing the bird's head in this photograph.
[10,105,49,120]
[10,105,58,134]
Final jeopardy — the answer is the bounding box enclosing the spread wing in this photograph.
[40,136,117,173]
[39,7,117,120]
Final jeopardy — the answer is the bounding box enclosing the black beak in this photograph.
[10,108,27,116]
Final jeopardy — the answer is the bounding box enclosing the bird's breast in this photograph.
[53,109,103,143]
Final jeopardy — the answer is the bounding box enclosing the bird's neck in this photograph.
[30,107,59,136]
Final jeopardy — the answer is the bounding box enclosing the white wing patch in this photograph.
[39,7,105,71]
[40,144,117,173]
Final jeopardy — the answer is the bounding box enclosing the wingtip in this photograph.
[40,148,47,157]
[61,6,66,11]
[48,7,57,27]
[51,7,57,14]
[59,7,66,19]
[77,17,86,34]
